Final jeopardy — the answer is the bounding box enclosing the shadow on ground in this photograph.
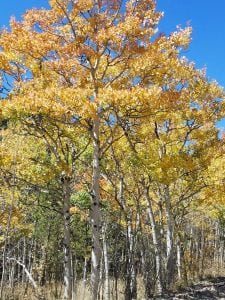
[154,277,225,299]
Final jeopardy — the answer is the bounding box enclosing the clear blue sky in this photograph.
[156,0,225,130]
[0,0,225,127]
[1,1,224,86]
[157,0,225,88]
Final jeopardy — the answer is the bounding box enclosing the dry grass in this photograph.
[1,277,147,300]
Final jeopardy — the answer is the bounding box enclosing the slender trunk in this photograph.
[22,237,26,284]
[144,186,163,295]
[0,144,17,298]
[62,176,72,300]
[17,241,21,285]
[164,186,173,256]
[91,114,102,300]
[99,252,103,300]
[213,221,219,266]
[24,238,35,296]
[103,223,110,300]
[0,201,13,299]
[39,245,47,286]
[220,240,224,268]
[72,255,76,300]
[9,259,15,289]
[112,236,119,300]
[189,228,194,279]
[118,177,137,300]
[177,240,182,280]
[199,227,205,280]
[125,219,137,300]
[140,243,153,299]
[82,257,87,300]
[163,185,175,287]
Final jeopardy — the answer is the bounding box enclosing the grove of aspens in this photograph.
[1,1,225,299]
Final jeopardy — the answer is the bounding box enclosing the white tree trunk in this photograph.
[144,186,163,294]
[22,237,26,284]
[164,186,173,258]
[7,257,38,289]
[103,223,110,300]
[91,114,102,300]
[125,220,137,300]
[82,257,87,300]
[0,202,13,299]
[62,177,72,300]
[163,185,175,287]
[177,241,182,280]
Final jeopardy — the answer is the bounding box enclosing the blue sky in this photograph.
[156,0,225,130]
[0,0,225,127]
[157,0,225,88]
[1,1,224,86]
[0,1,49,23]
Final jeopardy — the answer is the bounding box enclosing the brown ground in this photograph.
[155,277,225,299]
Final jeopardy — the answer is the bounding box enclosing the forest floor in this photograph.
[3,276,225,299]
[157,277,225,299]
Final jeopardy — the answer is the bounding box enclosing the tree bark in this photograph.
[177,240,182,280]
[144,186,163,295]
[0,201,13,299]
[163,185,175,287]
[91,114,102,300]
[125,219,137,300]
[82,257,88,300]
[103,223,110,300]
[62,176,72,300]
[7,257,38,289]
[22,237,27,284]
